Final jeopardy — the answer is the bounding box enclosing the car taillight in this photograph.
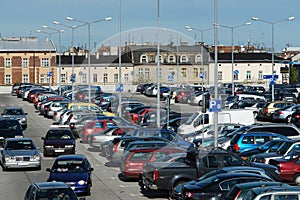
[278,111,283,115]
[265,108,268,113]
[113,142,120,153]
[70,124,75,129]
[153,170,158,181]
[54,111,57,116]
[45,107,50,111]
[132,114,138,121]
[233,144,240,151]
[234,190,242,200]
[184,191,194,199]
[295,115,300,119]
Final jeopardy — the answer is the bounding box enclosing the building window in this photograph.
[138,68,144,78]
[168,55,175,63]
[5,58,11,67]
[93,73,97,83]
[41,58,49,67]
[234,73,239,80]
[193,68,198,78]
[258,70,263,80]
[182,68,187,78]
[114,74,118,83]
[46,74,50,83]
[103,73,108,83]
[246,71,251,80]
[140,54,148,63]
[180,55,188,63]
[61,74,66,83]
[22,58,28,67]
[5,74,11,84]
[195,54,202,63]
[156,55,163,63]
[218,71,222,80]
[82,73,87,83]
[124,74,129,82]
[23,74,29,83]
[40,74,44,84]
[145,68,150,78]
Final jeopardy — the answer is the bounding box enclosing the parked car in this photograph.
[1,107,28,129]
[46,154,94,195]
[230,132,288,153]
[174,90,192,103]
[120,146,185,179]
[41,125,76,157]
[257,101,295,121]
[180,172,274,200]
[24,182,84,200]
[0,118,24,148]
[1,138,41,171]
[272,104,300,122]
[291,108,300,127]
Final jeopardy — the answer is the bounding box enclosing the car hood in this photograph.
[48,172,89,182]
[4,149,39,156]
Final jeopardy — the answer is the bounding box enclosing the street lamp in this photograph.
[36,29,62,90]
[185,26,213,91]
[66,16,112,103]
[42,25,64,95]
[53,20,78,101]
[251,16,295,102]
[216,22,251,96]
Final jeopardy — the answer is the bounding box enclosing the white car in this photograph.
[188,91,204,106]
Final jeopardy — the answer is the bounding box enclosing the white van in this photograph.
[177,109,255,136]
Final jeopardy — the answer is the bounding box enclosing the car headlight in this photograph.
[22,118,26,121]
[4,155,15,162]
[33,154,41,161]
[78,180,87,185]
[45,145,54,148]
[65,145,74,148]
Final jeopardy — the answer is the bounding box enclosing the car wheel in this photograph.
[294,174,300,185]
[286,116,292,123]
[198,100,202,107]
[169,181,187,198]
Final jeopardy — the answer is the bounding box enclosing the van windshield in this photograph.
[185,112,199,125]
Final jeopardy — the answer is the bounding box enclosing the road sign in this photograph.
[79,71,83,76]
[233,70,239,75]
[168,75,174,82]
[209,99,222,112]
[270,79,276,85]
[47,72,52,77]
[263,75,279,79]
[70,74,76,83]
[115,83,124,92]
[199,73,204,79]
[130,71,134,76]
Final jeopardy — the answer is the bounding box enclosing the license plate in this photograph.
[18,162,29,166]
[71,186,75,190]
[54,149,65,152]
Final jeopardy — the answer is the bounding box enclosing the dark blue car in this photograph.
[46,154,94,195]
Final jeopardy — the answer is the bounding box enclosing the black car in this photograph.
[180,172,273,200]
[0,118,24,147]
[24,182,84,200]
[42,125,76,157]
[291,108,300,127]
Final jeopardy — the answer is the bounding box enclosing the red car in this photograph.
[269,151,300,184]
[80,119,118,143]
[119,147,185,179]
[174,90,192,103]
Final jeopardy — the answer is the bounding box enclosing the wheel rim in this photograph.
[287,116,292,123]
[295,176,300,184]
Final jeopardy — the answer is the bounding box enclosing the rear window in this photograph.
[129,152,153,161]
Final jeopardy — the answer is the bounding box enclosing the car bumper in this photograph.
[67,182,91,194]
[141,174,158,190]
[44,148,75,155]
[4,161,40,169]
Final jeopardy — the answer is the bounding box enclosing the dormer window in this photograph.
[140,54,148,63]
[180,54,188,63]
[168,55,175,63]
[156,55,163,63]
[195,54,202,63]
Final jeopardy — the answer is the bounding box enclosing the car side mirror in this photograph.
[25,113,28,115]
[90,167,94,171]
[41,137,45,140]
[46,168,51,172]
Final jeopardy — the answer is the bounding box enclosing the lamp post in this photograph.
[42,25,64,95]
[66,16,112,103]
[216,22,251,96]
[53,20,78,101]
[157,0,161,128]
[36,29,61,90]
[251,16,295,102]
[185,26,213,90]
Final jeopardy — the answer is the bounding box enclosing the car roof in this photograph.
[33,182,70,189]
[129,146,185,153]
[5,137,33,142]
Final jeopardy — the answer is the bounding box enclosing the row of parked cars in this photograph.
[8,82,300,199]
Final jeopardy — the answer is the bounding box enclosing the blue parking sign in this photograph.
[209,99,222,112]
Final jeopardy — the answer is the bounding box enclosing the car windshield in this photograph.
[0,120,22,131]
[3,109,24,115]
[36,188,78,199]
[6,140,34,150]
[46,130,73,140]
[53,160,85,172]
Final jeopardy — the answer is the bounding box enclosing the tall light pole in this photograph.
[213,0,218,150]
[251,16,295,102]
[66,16,112,103]
[36,29,61,90]
[185,26,213,90]
[118,0,122,117]
[156,0,161,128]
[42,25,64,95]
[217,22,251,96]
[53,20,78,101]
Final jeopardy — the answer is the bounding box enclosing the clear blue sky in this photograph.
[1,0,299,52]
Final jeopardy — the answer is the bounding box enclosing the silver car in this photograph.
[1,138,41,170]
[272,104,300,122]
[1,107,28,129]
